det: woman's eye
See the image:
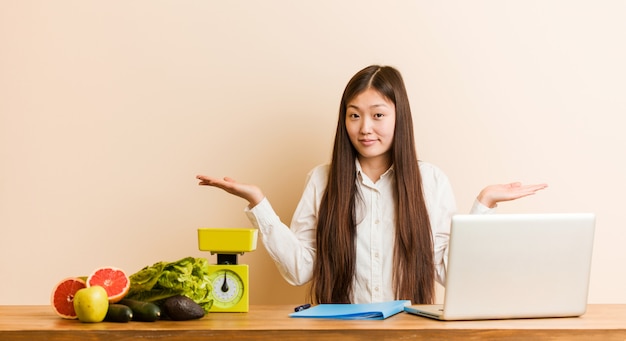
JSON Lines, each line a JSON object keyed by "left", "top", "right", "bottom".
{"left": 349, "top": 113, "right": 360, "bottom": 119}
{"left": 374, "top": 113, "right": 384, "bottom": 118}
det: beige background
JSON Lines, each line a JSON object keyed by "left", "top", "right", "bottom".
{"left": 1, "top": 1, "right": 625, "bottom": 306}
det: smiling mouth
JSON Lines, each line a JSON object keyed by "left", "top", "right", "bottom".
{"left": 359, "top": 139, "right": 377, "bottom": 146}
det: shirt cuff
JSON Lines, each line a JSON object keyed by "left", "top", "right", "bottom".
{"left": 244, "top": 197, "right": 281, "bottom": 234}
{"left": 470, "top": 199, "right": 497, "bottom": 214}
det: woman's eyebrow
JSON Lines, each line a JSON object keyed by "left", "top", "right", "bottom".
{"left": 347, "top": 103, "right": 389, "bottom": 110}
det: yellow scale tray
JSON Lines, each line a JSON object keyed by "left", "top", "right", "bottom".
{"left": 197, "top": 228, "right": 258, "bottom": 253}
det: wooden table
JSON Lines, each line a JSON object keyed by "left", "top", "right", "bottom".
{"left": 2, "top": 304, "right": 626, "bottom": 340}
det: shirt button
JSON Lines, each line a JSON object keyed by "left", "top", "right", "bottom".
{"left": 374, "top": 252, "right": 379, "bottom": 258}
{"left": 375, "top": 286, "right": 379, "bottom": 292}
{"left": 375, "top": 219, "right": 379, "bottom": 224}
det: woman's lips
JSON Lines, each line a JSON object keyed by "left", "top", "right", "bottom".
{"left": 359, "top": 139, "right": 377, "bottom": 146}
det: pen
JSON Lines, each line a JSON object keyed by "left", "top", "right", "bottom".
{"left": 294, "top": 303, "right": 311, "bottom": 312}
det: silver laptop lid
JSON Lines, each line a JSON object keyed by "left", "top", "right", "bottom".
{"left": 442, "top": 213, "right": 595, "bottom": 320}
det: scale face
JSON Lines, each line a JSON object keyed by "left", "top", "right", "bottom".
{"left": 207, "top": 264, "right": 248, "bottom": 312}
{"left": 198, "top": 228, "right": 258, "bottom": 313}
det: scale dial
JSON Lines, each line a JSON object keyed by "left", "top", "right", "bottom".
{"left": 208, "top": 269, "right": 245, "bottom": 309}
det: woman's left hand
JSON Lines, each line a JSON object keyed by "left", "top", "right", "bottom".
{"left": 477, "top": 182, "right": 548, "bottom": 208}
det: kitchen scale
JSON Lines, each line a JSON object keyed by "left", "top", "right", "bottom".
{"left": 198, "top": 227, "right": 258, "bottom": 312}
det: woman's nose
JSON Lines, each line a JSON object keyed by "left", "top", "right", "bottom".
{"left": 360, "top": 117, "right": 372, "bottom": 135}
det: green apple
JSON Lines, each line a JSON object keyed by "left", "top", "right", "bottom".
{"left": 73, "top": 286, "right": 109, "bottom": 323}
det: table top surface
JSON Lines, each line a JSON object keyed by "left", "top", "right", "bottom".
{"left": 2, "top": 304, "right": 626, "bottom": 341}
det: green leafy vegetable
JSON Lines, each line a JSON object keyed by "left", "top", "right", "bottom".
{"left": 126, "top": 257, "right": 213, "bottom": 313}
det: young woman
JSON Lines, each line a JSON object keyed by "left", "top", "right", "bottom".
{"left": 197, "top": 65, "right": 547, "bottom": 304}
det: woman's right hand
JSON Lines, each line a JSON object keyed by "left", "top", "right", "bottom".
{"left": 196, "top": 175, "right": 265, "bottom": 208}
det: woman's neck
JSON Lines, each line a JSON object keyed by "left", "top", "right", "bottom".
{"left": 357, "top": 155, "right": 391, "bottom": 183}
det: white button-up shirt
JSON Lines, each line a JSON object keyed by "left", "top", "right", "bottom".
{"left": 245, "top": 160, "right": 493, "bottom": 303}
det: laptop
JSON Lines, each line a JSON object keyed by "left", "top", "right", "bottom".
{"left": 405, "top": 213, "right": 596, "bottom": 320}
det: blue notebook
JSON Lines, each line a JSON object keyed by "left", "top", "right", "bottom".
{"left": 289, "top": 300, "right": 411, "bottom": 320}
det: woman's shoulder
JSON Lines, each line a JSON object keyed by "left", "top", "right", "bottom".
{"left": 305, "top": 163, "right": 330, "bottom": 185}
{"left": 309, "top": 163, "right": 330, "bottom": 174}
{"left": 418, "top": 160, "right": 445, "bottom": 174}
{"left": 418, "top": 160, "right": 450, "bottom": 184}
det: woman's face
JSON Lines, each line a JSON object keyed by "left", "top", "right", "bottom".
{"left": 345, "top": 88, "right": 396, "bottom": 166}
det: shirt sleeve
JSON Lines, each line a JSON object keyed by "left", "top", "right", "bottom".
{"left": 244, "top": 165, "right": 327, "bottom": 286}
{"left": 420, "top": 163, "right": 497, "bottom": 286}
{"left": 470, "top": 199, "right": 497, "bottom": 214}
{"left": 420, "top": 163, "right": 456, "bottom": 287}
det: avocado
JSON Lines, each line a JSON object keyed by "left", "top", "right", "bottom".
{"left": 162, "top": 295, "right": 206, "bottom": 321}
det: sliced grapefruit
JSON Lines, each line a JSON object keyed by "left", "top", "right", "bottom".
{"left": 50, "top": 277, "right": 87, "bottom": 319}
{"left": 87, "top": 266, "right": 130, "bottom": 303}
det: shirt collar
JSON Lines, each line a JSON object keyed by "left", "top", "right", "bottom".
{"left": 355, "top": 159, "right": 395, "bottom": 183}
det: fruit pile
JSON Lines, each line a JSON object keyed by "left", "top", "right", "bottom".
{"left": 51, "top": 265, "right": 205, "bottom": 323}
